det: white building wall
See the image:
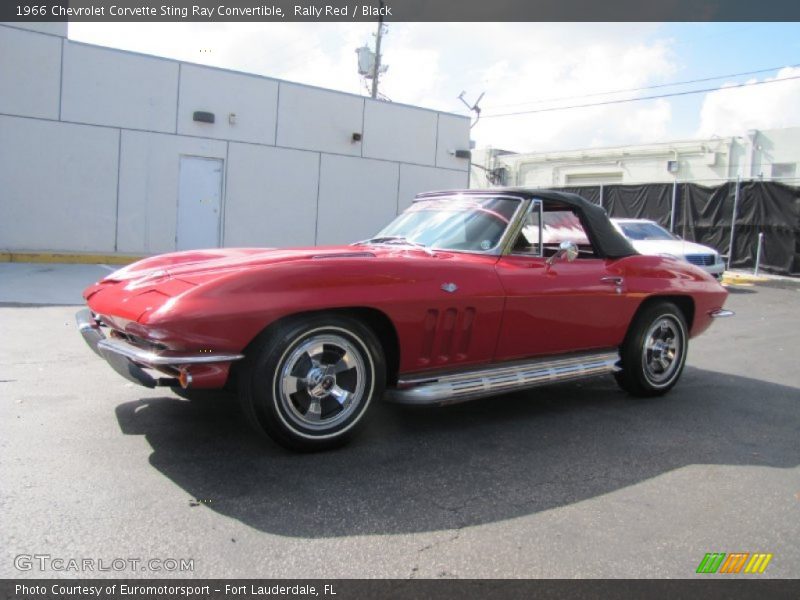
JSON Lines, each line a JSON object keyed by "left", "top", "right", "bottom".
{"left": 362, "top": 102, "right": 438, "bottom": 165}
{"left": 0, "top": 26, "right": 61, "bottom": 119}
{"left": 61, "top": 42, "right": 179, "bottom": 133}
{"left": 751, "top": 128, "right": 800, "bottom": 179}
{"left": 276, "top": 83, "right": 364, "bottom": 156}
{"left": 474, "top": 130, "right": 800, "bottom": 188}
{"left": 316, "top": 155, "right": 400, "bottom": 245}
{"left": 177, "top": 65, "right": 279, "bottom": 145}
{"left": 435, "top": 113, "right": 472, "bottom": 171}
{"left": 224, "top": 144, "right": 320, "bottom": 248}
{"left": 0, "top": 23, "right": 470, "bottom": 255}
{"left": 0, "top": 116, "right": 119, "bottom": 252}
{"left": 503, "top": 140, "right": 735, "bottom": 188}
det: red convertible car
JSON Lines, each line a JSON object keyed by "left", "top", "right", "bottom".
{"left": 77, "top": 189, "right": 732, "bottom": 450}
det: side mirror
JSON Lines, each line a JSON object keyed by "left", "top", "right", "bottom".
{"left": 546, "top": 240, "right": 579, "bottom": 266}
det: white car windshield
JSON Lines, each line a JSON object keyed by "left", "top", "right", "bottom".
{"left": 362, "top": 196, "right": 521, "bottom": 252}
{"left": 617, "top": 221, "right": 676, "bottom": 241}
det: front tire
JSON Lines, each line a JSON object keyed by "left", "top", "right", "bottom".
{"left": 615, "top": 301, "right": 688, "bottom": 397}
{"left": 239, "top": 315, "right": 385, "bottom": 451}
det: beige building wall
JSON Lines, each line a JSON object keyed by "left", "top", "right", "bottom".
{"left": 472, "top": 128, "right": 800, "bottom": 188}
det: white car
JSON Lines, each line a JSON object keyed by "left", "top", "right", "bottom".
{"left": 611, "top": 218, "right": 725, "bottom": 279}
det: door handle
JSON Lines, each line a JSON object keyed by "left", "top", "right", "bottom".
{"left": 601, "top": 276, "right": 624, "bottom": 294}
{"left": 600, "top": 276, "right": 624, "bottom": 286}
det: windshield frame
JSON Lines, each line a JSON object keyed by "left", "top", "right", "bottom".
{"left": 367, "top": 193, "right": 529, "bottom": 256}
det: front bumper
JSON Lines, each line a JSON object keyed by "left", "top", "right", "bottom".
{"left": 76, "top": 309, "right": 244, "bottom": 388}
{"left": 701, "top": 262, "right": 725, "bottom": 278}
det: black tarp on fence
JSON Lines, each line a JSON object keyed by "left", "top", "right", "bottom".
{"left": 553, "top": 181, "right": 800, "bottom": 275}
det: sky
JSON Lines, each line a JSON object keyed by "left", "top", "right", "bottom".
{"left": 67, "top": 21, "right": 800, "bottom": 153}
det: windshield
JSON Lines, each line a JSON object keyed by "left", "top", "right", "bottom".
{"left": 617, "top": 221, "right": 676, "bottom": 241}
{"left": 368, "top": 196, "right": 521, "bottom": 252}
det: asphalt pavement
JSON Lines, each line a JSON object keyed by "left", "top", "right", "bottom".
{"left": 1, "top": 264, "right": 798, "bottom": 579}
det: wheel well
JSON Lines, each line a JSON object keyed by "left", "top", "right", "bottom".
{"left": 239, "top": 307, "right": 401, "bottom": 387}
{"left": 633, "top": 295, "right": 695, "bottom": 332}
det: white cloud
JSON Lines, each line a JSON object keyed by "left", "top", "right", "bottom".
{"left": 696, "top": 66, "right": 800, "bottom": 137}
{"left": 470, "top": 36, "right": 678, "bottom": 152}
{"left": 619, "top": 98, "right": 672, "bottom": 141}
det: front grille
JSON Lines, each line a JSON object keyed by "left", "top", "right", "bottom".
{"left": 109, "top": 329, "right": 168, "bottom": 352}
{"left": 685, "top": 254, "right": 715, "bottom": 266}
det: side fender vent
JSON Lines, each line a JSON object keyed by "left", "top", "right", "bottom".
{"left": 419, "top": 307, "right": 476, "bottom": 366}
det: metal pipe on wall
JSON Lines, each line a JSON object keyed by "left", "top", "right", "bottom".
{"left": 670, "top": 179, "right": 678, "bottom": 232}
{"left": 754, "top": 232, "right": 764, "bottom": 276}
{"left": 727, "top": 176, "right": 741, "bottom": 271}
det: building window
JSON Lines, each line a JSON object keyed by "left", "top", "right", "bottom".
{"left": 565, "top": 172, "right": 623, "bottom": 185}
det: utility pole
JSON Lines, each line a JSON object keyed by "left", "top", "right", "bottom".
{"left": 370, "top": 1, "right": 385, "bottom": 99}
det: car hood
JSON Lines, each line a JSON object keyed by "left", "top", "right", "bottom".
{"left": 628, "top": 239, "right": 718, "bottom": 257}
{"left": 83, "top": 244, "right": 448, "bottom": 328}
{"left": 83, "top": 246, "right": 386, "bottom": 326}
{"left": 100, "top": 246, "right": 381, "bottom": 285}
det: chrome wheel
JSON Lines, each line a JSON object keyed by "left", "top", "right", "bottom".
{"left": 240, "top": 315, "right": 385, "bottom": 451}
{"left": 641, "top": 315, "right": 683, "bottom": 387}
{"left": 278, "top": 333, "right": 367, "bottom": 431}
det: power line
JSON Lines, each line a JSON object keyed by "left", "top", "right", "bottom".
{"left": 481, "top": 73, "right": 800, "bottom": 119}
{"left": 484, "top": 63, "right": 800, "bottom": 110}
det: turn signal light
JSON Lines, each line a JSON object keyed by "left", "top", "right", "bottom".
{"left": 179, "top": 370, "right": 192, "bottom": 389}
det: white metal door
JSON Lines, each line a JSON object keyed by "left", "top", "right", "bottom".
{"left": 176, "top": 156, "right": 223, "bottom": 250}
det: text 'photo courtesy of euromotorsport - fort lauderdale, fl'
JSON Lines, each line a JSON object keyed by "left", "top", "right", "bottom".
{"left": 15, "top": 584, "right": 331, "bottom": 597}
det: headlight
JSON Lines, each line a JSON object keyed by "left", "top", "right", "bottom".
{"left": 658, "top": 253, "right": 679, "bottom": 260}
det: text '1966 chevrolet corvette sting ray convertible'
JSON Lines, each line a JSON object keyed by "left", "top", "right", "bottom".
{"left": 77, "top": 189, "right": 733, "bottom": 451}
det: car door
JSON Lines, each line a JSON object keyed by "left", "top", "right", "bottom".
{"left": 493, "top": 200, "right": 636, "bottom": 361}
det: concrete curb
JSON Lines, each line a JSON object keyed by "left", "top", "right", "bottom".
{"left": 722, "top": 271, "right": 770, "bottom": 285}
{"left": 0, "top": 252, "right": 145, "bottom": 265}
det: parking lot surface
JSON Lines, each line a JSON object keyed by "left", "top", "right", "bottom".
{"left": 1, "top": 265, "right": 798, "bottom": 578}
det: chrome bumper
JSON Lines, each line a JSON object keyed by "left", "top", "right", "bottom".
{"left": 76, "top": 309, "right": 244, "bottom": 388}
{"left": 709, "top": 309, "right": 735, "bottom": 318}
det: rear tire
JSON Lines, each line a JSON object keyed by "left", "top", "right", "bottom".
{"left": 615, "top": 301, "right": 688, "bottom": 397}
{"left": 239, "top": 314, "right": 385, "bottom": 451}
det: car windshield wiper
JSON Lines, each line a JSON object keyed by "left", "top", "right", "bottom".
{"left": 353, "top": 236, "right": 434, "bottom": 255}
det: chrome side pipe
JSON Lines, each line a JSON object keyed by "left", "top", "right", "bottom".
{"left": 385, "top": 350, "right": 620, "bottom": 406}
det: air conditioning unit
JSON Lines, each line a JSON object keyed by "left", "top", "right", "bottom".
{"left": 355, "top": 46, "right": 375, "bottom": 77}
{"left": 667, "top": 160, "right": 679, "bottom": 173}
{"left": 489, "top": 167, "right": 507, "bottom": 186}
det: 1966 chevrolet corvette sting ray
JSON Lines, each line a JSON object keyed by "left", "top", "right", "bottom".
{"left": 77, "top": 189, "right": 732, "bottom": 450}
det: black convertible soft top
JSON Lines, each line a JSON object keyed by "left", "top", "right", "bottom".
{"left": 416, "top": 188, "right": 638, "bottom": 259}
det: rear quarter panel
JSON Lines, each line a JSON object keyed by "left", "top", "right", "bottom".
{"left": 618, "top": 254, "right": 729, "bottom": 337}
